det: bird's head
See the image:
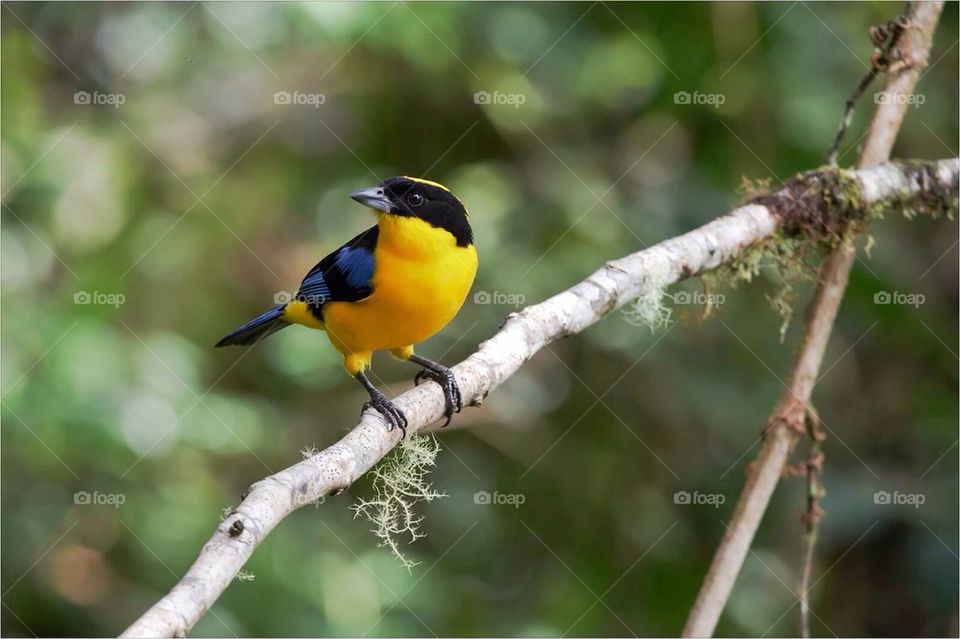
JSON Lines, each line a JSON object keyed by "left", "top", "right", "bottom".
{"left": 350, "top": 176, "right": 472, "bottom": 247}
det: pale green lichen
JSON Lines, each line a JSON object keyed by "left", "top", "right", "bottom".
{"left": 621, "top": 274, "right": 672, "bottom": 332}
{"left": 351, "top": 433, "right": 446, "bottom": 571}
{"left": 744, "top": 162, "right": 954, "bottom": 337}
{"left": 700, "top": 232, "right": 817, "bottom": 341}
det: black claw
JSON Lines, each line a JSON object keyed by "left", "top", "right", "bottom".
{"left": 415, "top": 367, "right": 463, "bottom": 427}
{"left": 414, "top": 369, "right": 430, "bottom": 386}
{"left": 356, "top": 371, "right": 407, "bottom": 437}
{"left": 362, "top": 394, "right": 407, "bottom": 437}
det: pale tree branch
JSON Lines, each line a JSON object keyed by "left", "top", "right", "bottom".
{"left": 122, "top": 156, "right": 958, "bottom": 638}
{"left": 682, "top": 2, "right": 946, "bottom": 637}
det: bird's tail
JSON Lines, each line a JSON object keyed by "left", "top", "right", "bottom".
{"left": 215, "top": 305, "right": 291, "bottom": 347}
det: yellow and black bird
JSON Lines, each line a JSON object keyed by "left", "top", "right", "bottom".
{"left": 216, "top": 177, "right": 477, "bottom": 434}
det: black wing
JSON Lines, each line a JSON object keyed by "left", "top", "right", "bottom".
{"left": 295, "top": 225, "right": 379, "bottom": 308}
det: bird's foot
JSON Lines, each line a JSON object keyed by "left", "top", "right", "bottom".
{"left": 414, "top": 365, "right": 462, "bottom": 427}
{"left": 362, "top": 391, "right": 408, "bottom": 437}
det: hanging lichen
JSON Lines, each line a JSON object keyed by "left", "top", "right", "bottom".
{"left": 621, "top": 271, "right": 673, "bottom": 332}
{"left": 351, "top": 433, "right": 446, "bottom": 571}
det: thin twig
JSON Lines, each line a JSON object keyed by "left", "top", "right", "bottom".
{"left": 825, "top": 13, "right": 910, "bottom": 166}
{"left": 825, "top": 70, "right": 880, "bottom": 167}
{"left": 682, "top": 2, "right": 946, "bottom": 637}
{"left": 798, "top": 408, "right": 826, "bottom": 638}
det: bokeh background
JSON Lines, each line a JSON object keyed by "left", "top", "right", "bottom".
{"left": 2, "top": 2, "right": 958, "bottom": 636}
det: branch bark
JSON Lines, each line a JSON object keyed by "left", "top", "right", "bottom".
{"left": 682, "top": 3, "right": 946, "bottom": 636}
{"left": 120, "top": 157, "right": 958, "bottom": 638}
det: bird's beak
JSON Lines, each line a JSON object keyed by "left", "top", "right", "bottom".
{"left": 350, "top": 186, "right": 393, "bottom": 213}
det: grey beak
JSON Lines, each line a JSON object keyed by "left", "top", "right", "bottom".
{"left": 350, "top": 186, "right": 393, "bottom": 212}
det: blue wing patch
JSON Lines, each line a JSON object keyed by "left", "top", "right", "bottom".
{"left": 335, "top": 246, "right": 375, "bottom": 290}
{"left": 295, "top": 226, "right": 379, "bottom": 308}
{"left": 296, "top": 270, "right": 330, "bottom": 305}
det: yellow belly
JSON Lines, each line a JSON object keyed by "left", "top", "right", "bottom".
{"left": 320, "top": 216, "right": 477, "bottom": 369}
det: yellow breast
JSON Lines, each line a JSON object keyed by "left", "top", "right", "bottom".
{"left": 321, "top": 215, "right": 477, "bottom": 356}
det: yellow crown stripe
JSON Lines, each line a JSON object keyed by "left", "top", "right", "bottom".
{"left": 404, "top": 176, "right": 450, "bottom": 192}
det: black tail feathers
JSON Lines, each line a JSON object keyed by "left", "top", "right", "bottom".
{"left": 215, "top": 305, "right": 290, "bottom": 347}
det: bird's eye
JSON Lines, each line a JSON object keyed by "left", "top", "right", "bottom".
{"left": 407, "top": 192, "right": 424, "bottom": 207}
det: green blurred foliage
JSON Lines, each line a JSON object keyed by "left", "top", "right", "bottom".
{"left": 1, "top": 2, "right": 957, "bottom": 636}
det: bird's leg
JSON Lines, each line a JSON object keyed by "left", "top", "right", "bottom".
{"left": 409, "top": 354, "right": 462, "bottom": 427}
{"left": 356, "top": 371, "right": 408, "bottom": 437}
